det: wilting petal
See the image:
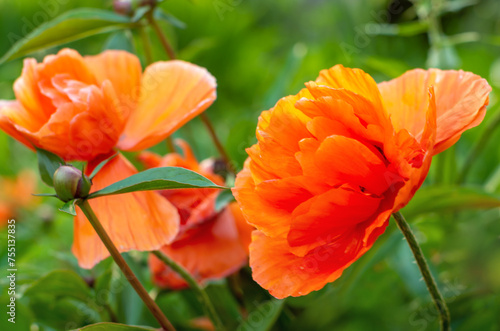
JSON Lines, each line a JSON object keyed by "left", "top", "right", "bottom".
{"left": 150, "top": 203, "right": 252, "bottom": 289}
{"left": 72, "top": 154, "right": 179, "bottom": 269}
{"left": 378, "top": 68, "right": 491, "bottom": 154}
{"left": 85, "top": 50, "right": 142, "bottom": 116}
{"left": 118, "top": 60, "right": 216, "bottom": 151}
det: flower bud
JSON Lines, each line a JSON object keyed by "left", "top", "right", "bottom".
{"left": 113, "top": 0, "right": 133, "bottom": 16}
{"left": 53, "top": 166, "right": 92, "bottom": 202}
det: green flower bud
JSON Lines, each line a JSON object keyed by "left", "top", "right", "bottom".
{"left": 53, "top": 166, "right": 92, "bottom": 202}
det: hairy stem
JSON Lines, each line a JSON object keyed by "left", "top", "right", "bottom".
{"left": 392, "top": 211, "right": 450, "bottom": 331}
{"left": 78, "top": 200, "right": 175, "bottom": 331}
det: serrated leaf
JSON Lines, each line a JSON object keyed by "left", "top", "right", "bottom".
{"left": 59, "top": 199, "right": 78, "bottom": 216}
{"left": 36, "top": 148, "right": 65, "bottom": 187}
{"left": 403, "top": 186, "right": 500, "bottom": 219}
{"left": 237, "top": 299, "right": 284, "bottom": 331}
{"left": 89, "top": 154, "right": 117, "bottom": 180}
{"left": 74, "top": 323, "right": 156, "bottom": 330}
{"left": 1, "top": 9, "right": 133, "bottom": 64}
{"left": 154, "top": 8, "right": 187, "bottom": 29}
{"left": 88, "top": 167, "right": 225, "bottom": 199}
{"left": 24, "top": 270, "right": 92, "bottom": 302}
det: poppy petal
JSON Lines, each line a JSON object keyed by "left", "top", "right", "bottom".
{"left": 117, "top": 60, "right": 216, "bottom": 151}
{"left": 393, "top": 87, "right": 437, "bottom": 210}
{"left": 84, "top": 50, "right": 142, "bottom": 115}
{"left": 287, "top": 187, "right": 382, "bottom": 254}
{"left": 72, "top": 154, "right": 180, "bottom": 269}
{"left": 149, "top": 203, "right": 252, "bottom": 289}
{"left": 378, "top": 68, "right": 491, "bottom": 154}
{"left": 250, "top": 229, "right": 372, "bottom": 299}
{"left": 232, "top": 163, "right": 292, "bottom": 238}
{"left": 0, "top": 101, "right": 38, "bottom": 149}
{"left": 13, "top": 58, "right": 53, "bottom": 121}
{"left": 315, "top": 64, "right": 386, "bottom": 111}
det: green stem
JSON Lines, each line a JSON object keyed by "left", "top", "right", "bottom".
{"left": 166, "top": 137, "right": 176, "bottom": 153}
{"left": 392, "top": 211, "right": 450, "bottom": 331}
{"left": 78, "top": 200, "right": 176, "bottom": 331}
{"left": 147, "top": 11, "right": 176, "bottom": 60}
{"left": 138, "top": 26, "right": 154, "bottom": 65}
{"left": 152, "top": 250, "right": 225, "bottom": 331}
{"left": 146, "top": 12, "right": 236, "bottom": 175}
{"left": 104, "top": 303, "right": 119, "bottom": 323}
{"left": 199, "top": 113, "right": 236, "bottom": 175}
{"left": 456, "top": 101, "right": 500, "bottom": 183}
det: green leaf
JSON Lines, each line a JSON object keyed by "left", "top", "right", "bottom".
{"left": 131, "top": 6, "right": 151, "bottom": 23}
{"left": 365, "top": 21, "right": 429, "bottom": 37}
{"left": 36, "top": 148, "right": 65, "bottom": 187}
{"left": 29, "top": 296, "right": 97, "bottom": 330}
{"left": 237, "top": 299, "right": 285, "bottom": 331}
{"left": 154, "top": 8, "right": 187, "bottom": 29}
{"left": 215, "top": 189, "right": 235, "bottom": 212}
{"left": 1, "top": 9, "right": 133, "bottom": 64}
{"left": 403, "top": 186, "right": 500, "bottom": 219}
{"left": 59, "top": 199, "right": 78, "bottom": 216}
{"left": 74, "top": 322, "right": 156, "bottom": 330}
{"left": 89, "top": 154, "right": 117, "bottom": 180}
{"left": 88, "top": 167, "right": 225, "bottom": 199}
{"left": 103, "top": 30, "right": 136, "bottom": 53}
{"left": 24, "top": 270, "right": 92, "bottom": 302}
{"left": 32, "top": 193, "right": 58, "bottom": 197}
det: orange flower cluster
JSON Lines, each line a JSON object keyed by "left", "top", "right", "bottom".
{"left": 139, "top": 140, "right": 253, "bottom": 288}
{"left": 0, "top": 49, "right": 217, "bottom": 268}
{"left": 233, "top": 65, "right": 491, "bottom": 298}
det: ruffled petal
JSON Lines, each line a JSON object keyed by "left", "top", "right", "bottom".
{"left": 117, "top": 60, "right": 216, "bottom": 151}
{"left": 72, "top": 154, "right": 180, "bottom": 269}
{"left": 378, "top": 68, "right": 491, "bottom": 154}
{"left": 315, "top": 64, "right": 386, "bottom": 113}
{"left": 297, "top": 135, "right": 400, "bottom": 196}
{"left": 287, "top": 187, "right": 382, "bottom": 253}
{"left": 84, "top": 50, "right": 142, "bottom": 115}
{"left": 393, "top": 87, "right": 437, "bottom": 210}
{"left": 232, "top": 162, "right": 292, "bottom": 238}
{"left": 250, "top": 228, "right": 372, "bottom": 299}
{"left": 13, "top": 58, "right": 53, "bottom": 121}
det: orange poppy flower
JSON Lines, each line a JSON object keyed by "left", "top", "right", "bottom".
{"left": 0, "top": 49, "right": 217, "bottom": 268}
{"left": 232, "top": 65, "right": 491, "bottom": 298}
{"left": 141, "top": 140, "right": 253, "bottom": 289}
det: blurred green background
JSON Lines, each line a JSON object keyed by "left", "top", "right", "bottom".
{"left": 0, "top": 0, "right": 499, "bottom": 330}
